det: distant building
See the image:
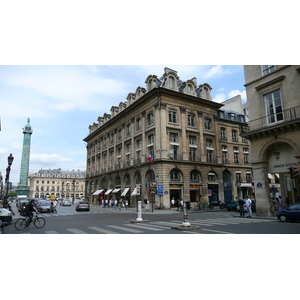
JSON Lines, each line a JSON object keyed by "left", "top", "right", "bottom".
{"left": 84, "top": 67, "right": 252, "bottom": 208}
{"left": 29, "top": 168, "right": 86, "bottom": 200}
{"left": 242, "top": 65, "right": 300, "bottom": 216}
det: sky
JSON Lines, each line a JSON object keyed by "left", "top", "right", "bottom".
{"left": 0, "top": 65, "right": 247, "bottom": 185}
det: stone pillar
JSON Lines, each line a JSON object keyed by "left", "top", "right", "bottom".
{"left": 252, "top": 161, "right": 273, "bottom": 217}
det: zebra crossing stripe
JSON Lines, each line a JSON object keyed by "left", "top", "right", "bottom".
{"left": 45, "top": 230, "right": 59, "bottom": 234}
{"left": 108, "top": 225, "right": 143, "bottom": 233}
{"left": 88, "top": 226, "right": 119, "bottom": 234}
{"left": 125, "top": 223, "right": 162, "bottom": 231}
{"left": 66, "top": 228, "right": 88, "bottom": 234}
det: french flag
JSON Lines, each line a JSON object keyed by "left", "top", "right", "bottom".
{"left": 147, "top": 152, "right": 154, "bottom": 162}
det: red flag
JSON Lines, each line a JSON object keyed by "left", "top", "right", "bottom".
{"left": 147, "top": 153, "right": 154, "bottom": 162}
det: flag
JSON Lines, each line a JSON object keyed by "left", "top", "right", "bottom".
{"left": 147, "top": 152, "right": 154, "bottom": 162}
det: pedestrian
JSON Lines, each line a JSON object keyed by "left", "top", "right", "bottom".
{"left": 145, "top": 199, "right": 149, "bottom": 211}
{"left": 278, "top": 196, "right": 282, "bottom": 212}
{"left": 245, "top": 196, "right": 252, "bottom": 218}
{"left": 113, "top": 198, "right": 117, "bottom": 210}
{"left": 170, "top": 198, "right": 175, "bottom": 210}
{"left": 105, "top": 199, "right": 108, "bottom": 208}
{"left": 7, "top": 200, "right": 15, "bottom": 216}
{"left": 176, "top": 199, "right": 180, "bottom": 211}
{"left": 237, "top": 197, "right": 245, "bottom": 217}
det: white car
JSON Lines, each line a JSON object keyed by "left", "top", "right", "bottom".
{"left": 62, "top": 199, "right": 72, "bottom": 206}
{"left": 0, "top": 207, "right": 13, "bottom": 223}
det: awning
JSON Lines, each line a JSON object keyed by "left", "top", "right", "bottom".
{"left": 239, "top": 183, "right": 253, "bottom": 188}
{"left": 131, "top": 187, "right": 137, "bottom": 196}
{"left": 268, "top": 173, "right": 274, "bottom": 179}
{"left": 112, "top": 188, "right": 120, "bottom": 193}
{"left": 92, "top": 189, "right": 103, "bottom": 195}
{"left": 105, "top": 189, "right": 113, "bottom": 195}
{"left": 121, "top": 187, "right": 130, "bottom": 196}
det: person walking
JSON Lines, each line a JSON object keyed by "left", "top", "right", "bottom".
{"left": 7, "top": 200, "right": 15, "bottom": 216}
{"left": 125, "top": 200, "right": 128, "bottom": 209}
{"left": 170, "top": 198, "right": 175, "bottom": 210}
{"left": 238, "top": 197, "right": 245, "bottom": 217}
{"left": 245, "top": 196, "right": 252, "bottom": 218}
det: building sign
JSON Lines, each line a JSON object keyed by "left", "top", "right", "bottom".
{"left": 157, "top": 185, "right": 163, "bottom": 195}
{"left": 257, "top": 182, "right": 262, "bottom": 188}
{"left": 268, "top": 143, "right": 298, "bottom": 173}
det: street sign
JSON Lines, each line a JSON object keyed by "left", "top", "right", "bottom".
{"left": 157, "top": 185, "right": 163, "bottom": 195}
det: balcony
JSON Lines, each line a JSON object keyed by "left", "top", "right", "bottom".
{"left": 241, "top": 104, "right": 300, "bottom": 140}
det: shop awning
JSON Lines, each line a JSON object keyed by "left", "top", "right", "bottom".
{"left": 131, "top": 187, "right": 137, "bottom": 196}
{"left": 112, "top": 188, "right": 120, "bottom": 193}
{"left": 92, "top": 189, "right": 103, "bottom": 195}
{"left": 105, "top": 189, "right": 113, "bottom": 195}
{"left": 121, "top": 187, "right": 130, "bottom": 196}
{"left": 239, "top": 183, "right": 253, "bottom": 187}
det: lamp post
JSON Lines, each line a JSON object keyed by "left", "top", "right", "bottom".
{"left": 3, "top": 153, "right": 14, "bottom": 208}
{"left": 72, "top": 179, "right": 76, "bottom": 205}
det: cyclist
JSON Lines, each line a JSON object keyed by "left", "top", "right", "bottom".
{"left": 24, "top": 199, "right": 39, "bottom": 227}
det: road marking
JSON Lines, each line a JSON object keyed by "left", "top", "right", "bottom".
{"left": 66, "top": 228, "right": 89, "bottom": 234}
{"left": 125, "top": 224, "right": 162, "bottom": 231}
{"left": 88, "top": 226, "right": 119, "bottom": 234}
{"left": 108, "top": 225, "right": 143, "bottom": 233}
{"left": 45, "top": 230, "right": 59, "bottom": 234}
{"left": 200, "top": 228, "right": 235, "bottom": 234}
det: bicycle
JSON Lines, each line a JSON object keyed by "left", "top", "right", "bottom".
{"left": 14, "top": 212, "right": 46, "bottom": 230}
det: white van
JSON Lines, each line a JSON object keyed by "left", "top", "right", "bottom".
{"left": 0, "top": 207, "right": 13, "bottom": 223}
{"left": 16, "top": 195, "right": 28, "bottom": 209}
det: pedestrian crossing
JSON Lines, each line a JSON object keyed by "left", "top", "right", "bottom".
{"left": 19, "top": 217, "right": 274, "bottom": 234}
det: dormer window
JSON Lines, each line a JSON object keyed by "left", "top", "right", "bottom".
{"left": 169, "top": 76, "right": 175, "bottom": 89}
{"left": 262, "top": 65, "right": 275, "bottom": 75}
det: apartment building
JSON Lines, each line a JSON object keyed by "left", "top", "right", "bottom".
{"left": 242, "top": 65, "right": 300, "bottom": 216}
{"left": 29, "top": 168, "right": 86, "bottom": 200}
{"left": 84, "top": 67, "right": 252, "bottom": 208}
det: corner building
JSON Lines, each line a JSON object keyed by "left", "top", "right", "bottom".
{"left": 242, "top": 65, "right": 300, "bottom": 216}
{"left": 84, "top": 68, "right": 252, "bottom": 208}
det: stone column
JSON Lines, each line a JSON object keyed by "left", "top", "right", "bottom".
{"left": 252, "top": 161, "right": 273, "bottom": 217}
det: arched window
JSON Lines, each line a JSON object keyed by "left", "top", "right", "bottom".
{"left": 146, "top": 169, "right": 155, "bottom": 182}
{"left": 170, "top": 169, "right": 180, "bottom": 181}
{"left": 190, "top": 170, "right": 200, "bottom": 182}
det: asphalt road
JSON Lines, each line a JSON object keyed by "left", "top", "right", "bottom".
{"left": 3, "top": 204, "right": 300, "bottom": 234}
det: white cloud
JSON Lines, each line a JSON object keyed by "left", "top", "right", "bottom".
{"left": 50, "top": 102, "right": 77, "bottom": 112}
{"left": 228, "top": 89, "right": 247, "bottom": 103}
{"left": 203, "top": 65, "right": 232, "bottom": 80}
{"left": 213, "top": 93, "right": 227, "bottom": 103}
{"left": 30, "top": 153, "right": 73, "bottom": 164}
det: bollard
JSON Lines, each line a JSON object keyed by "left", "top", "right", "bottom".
{"left": 182, "top": 200, "right": 191, "bottom": 227}
{"left": 136, "top": 200, "right": 143, "bottom": 222}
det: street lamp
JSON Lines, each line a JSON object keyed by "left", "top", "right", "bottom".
{"left": 72, "top": 179, "right": 76, "bottom": 205}
{"left": 3, "top": 153, "right": 14, "bottom": 208}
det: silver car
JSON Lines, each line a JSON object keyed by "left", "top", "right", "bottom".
{"left": 37, "top": 200, "right": 51, "bottom": 213}
{"left": 62, "top": 199, "right": 72, "bottom": 206}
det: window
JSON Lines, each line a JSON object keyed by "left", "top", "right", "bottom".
{"left": 204, "top": 118, "right": 212, "bottom": 130}
{"left": 126, "top": 124, "right": 131, "bottom": 136}
{"left": 170, "top": 169, "right": 180, "bottom": 180}
{"left": 169, "top": 110, "right": 177, "bottom": 123}
{"left": 147, "top": 112, "right": 154, "bottom": 126}
{"left": 236, "top": 172, "right": 242, "bottom": 182}
{"left": 169, "top": 133, "right": 178, "bottom": 143}
{"left": 189, "top": 147, "right": 197, "bottom": 161}
{"left": 169, "top": 76, "right": 175, "bottom": 89}
{"left": 118, "top": 129, "right": 122, "bottom": 141}
{"left": 265, "top": 90, "right": 283, "bottom": 125}
{"left": 262, "top": 65, "right": 275, "bottom": 75}
{"left": 232, "top": 130, "right": 238, "bottom": 142}
{"left": 234, "top": 147, "right": 240, "bottom": 163}
{"left": 222, "top": 145, "right": 228, "bottom": 163}
{"left": 229, "top": 113, "right": 236, "bottom": 121}
{"left": 169, "top": 145, "right": 179, "bottom": 159}
{"left": 246, "top": 173, "right": 252, "bottom": 182}
{"left": 221, "top": 127, "right": 227, "bottom": 140}
{"left": 136, "top": 118, "right": 141, "bottom": 132}
{"left": 189, "top": 136, "right": 196, "bottom": 145}
{"left": 148, "top": 134, "right": 154, "bottom": 145}
{"left": 243, "top": 148, "right": 249, "bottom": 164}
{"left": 136, "top": 140, "right": 142, "bottom": 150}
{"left": 208, "top": 173, "right": 215, "bottom": 182}
{"left": 190, "top": 170, "right": 199, "bottom": 181}
{"left": 207, "top": 149, "right": 213, "bottom": 163}
{"left": 188, "top": 113, "right": 195, "bottom": 126}
{"left": 110, "top": 133, "right": 114, "bottom": 145}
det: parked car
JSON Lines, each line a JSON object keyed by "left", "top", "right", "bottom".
{"left": 0, "top": 207, "right": 13, "bottom": 223}
{"left": 36, "top": 200, "right": 51, "bottom": 213}
{"left": 225, "top": 200, "right": 237, "bottom": 211}
{"left": 62, "top": 199, "right": 72, "bottom": 206}
{"left": 76, "top": 201, "right": 90, "bottom": 211}
{"left": 277, "top": 202, "right": 300, "bottom": 222}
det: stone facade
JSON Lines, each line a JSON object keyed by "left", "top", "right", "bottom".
{"left": 242, "top": 65, "right": 300, "bottom": 216}
{"left": 28, "top": 168, "right": 86, "bottom": 200}
{"left": 84, "top": 68, "right": 252, "bottom": 208}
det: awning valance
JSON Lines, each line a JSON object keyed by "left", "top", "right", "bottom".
{"left": 105, "top": 189, "right": 113, "bottom": 195}
{"left": 92, "top": 189, "right": 103, "bottom": 195}
{"left": 121, "top": 187, "right": 130, "bottom": 196}
{"left": 131, "top": 187, "right": 137, "bottom": 196}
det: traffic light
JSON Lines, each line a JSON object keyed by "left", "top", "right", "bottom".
{"left": 289, "top": 167, "right": 297, "bottom": 179}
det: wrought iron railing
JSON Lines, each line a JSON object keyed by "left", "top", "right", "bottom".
{"left": 242, "top": 104, "right": 300, "bottom": 133}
